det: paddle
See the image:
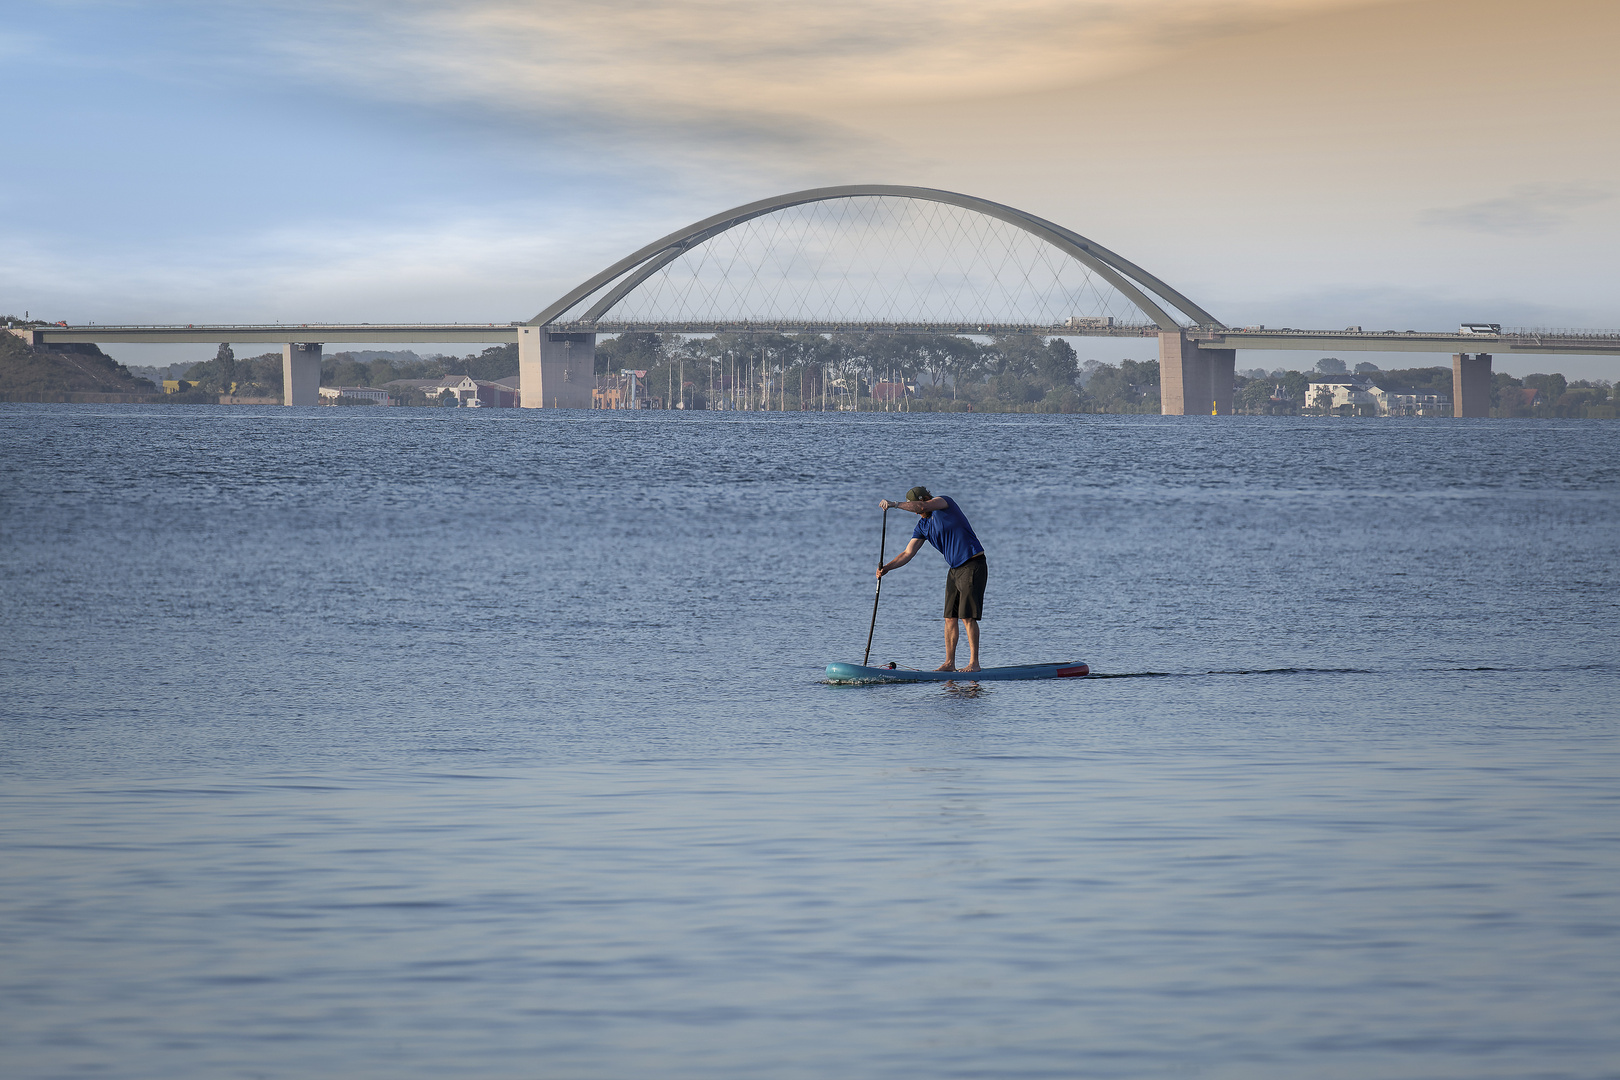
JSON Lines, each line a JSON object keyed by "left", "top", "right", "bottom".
{"left": 863, "top": 506, "right": 888, "bottom": 666}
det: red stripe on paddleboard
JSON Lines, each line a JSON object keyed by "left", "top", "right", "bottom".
{"left": 1055, "top": 664, "right": 1090, "bottom": 678}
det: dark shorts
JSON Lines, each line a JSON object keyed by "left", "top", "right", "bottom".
{"left": 944, "top": 553, "right": 987, "bottom": 620}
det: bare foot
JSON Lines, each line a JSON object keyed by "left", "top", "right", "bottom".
{"left": 960, "top": 663, "right": 981, "bottom": 672}
{"left": 934, "top": 662, "right": 956, "bottom": 672}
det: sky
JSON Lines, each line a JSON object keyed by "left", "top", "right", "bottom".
{"left": 4, "top": 0, "right": 1617, "bottom": 376}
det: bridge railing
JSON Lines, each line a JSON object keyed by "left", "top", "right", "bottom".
{"left": 1503, "top": 328, "right": 1620, "bottom": 340}
{"left": 553, "top": 320, "right": 1166, "bottom": 337}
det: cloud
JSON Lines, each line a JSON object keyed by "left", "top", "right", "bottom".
{"left": 19, "top": 0, "right": 1617, "bottom": 334}
{"left": 1422, "top": 184, "right": 1613, "bottom": 236}
{"left": 0, "top": 204, "right": 615, "bottom": 324}
{"left": 258, "top": 0, "right": 1366, "bottom": 141}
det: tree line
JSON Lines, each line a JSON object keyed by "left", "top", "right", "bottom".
{"left": 175, "top": 333, "right": 1158, "bottom": 413}
{"left": 150, "top": 334, "right": 1616, "bottom": 418}
{"left": 1233, "top": 357, "right": 1617, "bottom": 418}
{"left": 170, "top": 345, "right": 521, "bottom": 400}
{"left": 594, "top": 332, "right": 1155, "bottom": 413}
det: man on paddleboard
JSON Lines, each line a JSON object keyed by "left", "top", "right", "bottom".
{"left": 876, "top": 486, "right": 987, "bottom": 672}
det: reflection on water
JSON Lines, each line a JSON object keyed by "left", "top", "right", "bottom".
{"left": 2, "top": 406, "right": 1618, "bottom": 1079}
{"left": 941, "top": 680, "right": 986, "bottom": 698}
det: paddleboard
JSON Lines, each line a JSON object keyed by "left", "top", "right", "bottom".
{"left": 825, "top": 661, "right": 1089, "bottom": 684}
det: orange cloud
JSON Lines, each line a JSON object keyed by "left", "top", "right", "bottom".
{"left": 834, "top": 0, "right": 1620, "bottom": 322}
{"left": 277, "top": 0, "right": 1374, "bottom": 123}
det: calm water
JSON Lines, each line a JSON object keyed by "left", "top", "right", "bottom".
{"left": 2, "top": 405, "right": 1618, "bottom": 1079}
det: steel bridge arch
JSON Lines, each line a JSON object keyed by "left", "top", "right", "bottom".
{"left": 528, "top": 184, "right": 1224, "bottom": 332}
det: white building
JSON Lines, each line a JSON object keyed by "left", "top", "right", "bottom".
{"left": 1306, "top": 376, "right": 1451, "bottom": 416}
{"left": 1305, "top": 377, "right": 1379, "bottom": 414}
{"left": 1380, "top": 388, "right": 1451, "bottom": 417}
{"left": 380, "top": 375, "right": 520, "bottom": 407}
{"left": 429, "top": 375, "right": 481, "bottom": 404}
{"left": 318, "top": 385, "right": 391, "bottom": 405}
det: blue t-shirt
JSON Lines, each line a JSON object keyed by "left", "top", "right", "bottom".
{"left": 912, "top": 496, "right": 985, "bottom": 568}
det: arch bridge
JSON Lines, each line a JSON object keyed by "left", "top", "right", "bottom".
{"left": 515, "top": 184, "right": 1619, "bottom": 416}
{"left": 520, "top": 184, "right": 1235, "bottom": 411}
{"left": 15, "top": 185, "right": 1620, "bottom": 412}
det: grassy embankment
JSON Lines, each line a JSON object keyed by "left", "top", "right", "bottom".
{"left": 0, "top": 319, "right": 178, "bottom": 402}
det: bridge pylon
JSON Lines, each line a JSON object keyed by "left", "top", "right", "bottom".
{"left": 282, "top": 342, "right": 322, "bottom": 407}
{"left": 1159, "top": 332, "right": 1235, "bottom": 416}
{"left": 1452, "top": 353, "right": 1492, "bottom": 417}
{"left": 518, "top": 327, "right": 595, "bottom": 408}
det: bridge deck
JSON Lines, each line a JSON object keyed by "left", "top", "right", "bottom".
{"left": 11, "top": 323, "right": 1620, "bottom": 355}
{"left": 11, "top": 324, "right": 523, "bottom": 346}
{"left": 1189, "top": 328, "right": 1620, "bottom": 356}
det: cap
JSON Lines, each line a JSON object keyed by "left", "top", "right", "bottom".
{"left": 905, "top": 486, "right": 932, "bottom": 503}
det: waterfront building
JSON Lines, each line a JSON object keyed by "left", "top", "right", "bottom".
{"left": 379, "top": 375, "right": 519, "bottom": 406}
{"left": 1381, "top": 387, "right": 1452, "bottom": 416}
{"left": 1306, "top": 374, "right": 1451, "bottom": 416}
{"left": 488, "top": 377, "right": 521, "bottom": 407}
{"left": 1305, "top": 376, "right": 1380, "bottom": 414}
{"left": 318, "top": 385, "right": 391, "bottom": 405}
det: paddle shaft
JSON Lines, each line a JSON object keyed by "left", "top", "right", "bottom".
{"left": 862, "top": 507, "right": 888, "bottom": 666}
